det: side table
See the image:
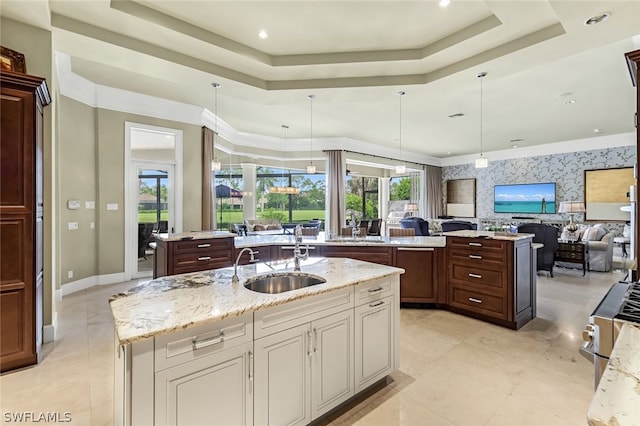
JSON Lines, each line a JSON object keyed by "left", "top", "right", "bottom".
{"left": 555, "top": 241, "right": 589, "bottom": 275}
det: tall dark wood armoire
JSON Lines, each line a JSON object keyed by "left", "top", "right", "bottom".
{"left": 0, "top": 71, "right": 51, "bottom": 372}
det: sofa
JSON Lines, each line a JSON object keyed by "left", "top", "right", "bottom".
{"left": 400, "top": 217, "right": 430, "bottom": 236}
{"left": 441, "top": 220, "right": 477, "bottom": 232}
{"left": 559, "top": 224, "right": 616, "bottom": 272}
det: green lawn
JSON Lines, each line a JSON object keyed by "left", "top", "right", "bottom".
{"left": 138, "top": 209, "right": 325, "bottom": 227}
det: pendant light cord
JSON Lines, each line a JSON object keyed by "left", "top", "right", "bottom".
{"left": 477, "top": 72, "right": 486, "bottom": 158}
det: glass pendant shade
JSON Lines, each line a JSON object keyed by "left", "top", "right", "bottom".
{"left": 475, "top": 157, "right": 488, "bottom": 169}
{"left": 211, "top": 158, "right": 221, "bottom": 171}
{"left": 306, "top": 164, "right": 316, "bottom": 174}
{"left": 395, "top": 164, "right": 406, "bottom": 174}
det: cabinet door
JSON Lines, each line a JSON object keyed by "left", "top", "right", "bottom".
{"left": 354, "top": 296, "right": 394, "bottom": 393}
{"left": 155, "top": 342, "right": 253, "bottom": 426}
{"left": 311, "top": 310, "right": 354, "bottom": 419}
{"left": 395, "top": 247, "right": 436, "bottom": 303}
{"left": 254, "top": 323, "right": 311, "bottom": 426}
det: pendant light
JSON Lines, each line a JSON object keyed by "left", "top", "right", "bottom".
{"left": 269, "top": 125, "right": 300, "bottom": 195}
{"left": 306, "top": 95, "right": 316, "bottom": 174}
{"left": 475, "top": 72, "right": 488, "bottom": 169}
{"left": 211, "top": 82, "right": 222, "bottom": 171}
{"left": 396, "top": 90, "right": 406, "bottom": 174}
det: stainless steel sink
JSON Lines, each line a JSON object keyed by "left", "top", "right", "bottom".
{"left": 244, "top": 272, "right": 326, "bottom": 294}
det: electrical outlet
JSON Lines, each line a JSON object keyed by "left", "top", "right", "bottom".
{"left": 68, "top": 222, "right": 79, "bottom": 230}
{"left": 67, "top": 270, "right": 73, "bottom": 279}
{"left": 90, "top": 222, "right": 95, "bottom": 229}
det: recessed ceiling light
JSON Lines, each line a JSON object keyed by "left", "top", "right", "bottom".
{"left": 565, "top": 99, "right": 576, "bottom": 105}
{"left": 439, "top": 0, "right": 450, "bottom": 8}
{"left": 448, "top": 113, "right": 465, "bottom": 118}
{"left": 258, "top": 30, "right": 268, "bottom": 39}
{"left": 593, "top": 128, "right": 603, "bottom": 133}
{"left": 585, "top": 12, "right": 610, "bottom": 26}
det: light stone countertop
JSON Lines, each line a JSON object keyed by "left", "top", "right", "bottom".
{"left": 234, "top": 232, "right": 447, "bottom": 248}
{"left": 443, "top": 230, "right": 535, "bottom": 241}
{"left": 154, "top": 230, "right": 236, "bottom": 241}
{"left": 109, "top": 257, "right": 403, "bottom": 345}
{"left": 587, "top": 322, "right": 640, "bottom": 426}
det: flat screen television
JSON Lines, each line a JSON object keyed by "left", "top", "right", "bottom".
{"left": 494, "top": 182, "right": 556, "bottom": 214}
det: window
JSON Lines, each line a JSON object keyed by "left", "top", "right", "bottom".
{"left": 215, "top": 165, "right": 243, "bottom": 231}
{"left": 389, "top": 176, "right": 411, "bottom": 212}
{"left": 345, "top": 175, "right": 379, "bottom": 225}
{"left": 256, "top": 167, "right": 325, "bottom": 226}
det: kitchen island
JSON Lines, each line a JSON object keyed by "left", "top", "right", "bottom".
{"left": 110, "top": 257, "right": 403, "bottom": 425}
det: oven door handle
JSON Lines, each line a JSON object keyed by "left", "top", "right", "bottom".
{"left": 579, "top": 341, "right": 595, "bottom": 363}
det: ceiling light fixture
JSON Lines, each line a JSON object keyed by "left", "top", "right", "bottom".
{"left": 585, "top": 12, "right": 610, "bottom": 26}
{"left": 211, "top": 82, "right": 222, "bottom": 171}
{"left": 396, "top": 90, "right": 406, "bottom": 174}
{"left": 439, "top": 0, "right": 450, "bottom": 8}
{"left": 307, "top": 95, "right": 316, "bottom": 174}
{"left": 475, "top": 72, "right": 488, "bottom": 169}
{"left": 258, "top": 30, "right": 268, "bottom": 39}
{"left": 269, "top": 125, "right": 300, "bottom": 195}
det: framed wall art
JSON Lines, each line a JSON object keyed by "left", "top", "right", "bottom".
{"left": 446, "top": 178, "right": 476, "bottom": 218}
{"left": 584, "top": 167, "right": 635, "bottom": 221}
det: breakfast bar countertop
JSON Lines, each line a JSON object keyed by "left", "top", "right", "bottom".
{"left": 587, "top": 322, "right": 640, "bottom": 426}
{"left": 109, "top": 257, "right": 403, "bottom": 345}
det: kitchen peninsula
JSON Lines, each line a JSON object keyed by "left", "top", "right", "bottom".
{"left": 153, "top": 229, "right": 536, "bottom": 330}
{"left": 110, "top": 257, "right": 402, "bottom": 425}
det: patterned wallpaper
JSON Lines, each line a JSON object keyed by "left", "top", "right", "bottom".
{"left": 441, "top": 146, "right": 636, "bottom": 232}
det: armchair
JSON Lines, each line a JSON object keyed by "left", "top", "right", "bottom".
{"left": 587, "top": 231, "right": 616, "bottom": 272}
{"left": 517, "top": 223, "right": 559, "bottom": 277}
{"left": 400, "top": 217, "right": 430, "bottom": 236}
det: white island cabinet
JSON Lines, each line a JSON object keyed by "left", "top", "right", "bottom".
{"left": 111, "top": 257, "right": 402, "bottom": 426}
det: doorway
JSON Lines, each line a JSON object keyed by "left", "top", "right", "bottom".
{"left": 125, "top": 123, "right": 182, "bottom": 280}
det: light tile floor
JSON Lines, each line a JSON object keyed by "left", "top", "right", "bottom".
{"left": 0, "top": 263, "right": 628, "bottom": 425}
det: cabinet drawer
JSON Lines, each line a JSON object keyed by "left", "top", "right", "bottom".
{"left": 449, "top": 264, "right": 505, "bottom": 292}
{"left": 173, "top": 237, "right": 233, "bottom": 254}
{"left": 254, "top": 287, "right": 354, "bottom": 339}
{"left": 449, "top": 286, "right": 507, "bottom": 320}
{"left": 448, "top": 237, "right": 506, "bottom": 253}
{"left": 172, "top": 251, "right": 233, "bottom": 271}
{"left": 321, "top": 246, "right": 392, "bottom": 265}
{"left": 355, "top": 276, "right": 394, "bottom": 306}
{"left": 155, "top": 312, "right": 253, "bottom": 371}
{"left": 449, "top": 248, "right": 506, "bottom": 268}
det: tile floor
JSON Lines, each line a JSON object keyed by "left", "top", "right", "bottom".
{"left": 0, "top": 262, "right": 628, "bottom": 425}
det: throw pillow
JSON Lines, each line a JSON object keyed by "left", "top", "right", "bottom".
{"left": 253, "top": 224, "right": 266, "bottom": 231}
{"left": 266, "top": 224, "right": 281, "bottom": 231}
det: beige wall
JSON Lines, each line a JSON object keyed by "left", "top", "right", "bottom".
{"left": 1, "top": 17, "right": 54, "bottom": 325}
{"left": 57, "top": 99, "right": 202, "bottom": 281}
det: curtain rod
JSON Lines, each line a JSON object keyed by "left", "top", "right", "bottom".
{"left": 322, "top": 149, "right": 427, "bottom": 168}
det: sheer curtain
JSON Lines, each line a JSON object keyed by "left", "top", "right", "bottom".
{"left": 202, "top": 126, "right": 216, "bottom": 230}
{"left": 325, "top": 150, "right": 346, "bottom": 236}
{"left": 424, "top": 164, "right": 443, "bottom": 219}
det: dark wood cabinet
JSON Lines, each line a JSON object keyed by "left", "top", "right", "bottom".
{"left": 320, "top": 245, "right": 393, "bottom": 265}
{"left": 555, "top": 241, "right": 588, "bottom": 275}
{"left": 234, "top": 245, "right": 272, "bottom": 265}
{"left": 446, "top": 236, "right": 534, "bottom": 329}
{"left": 1, "top": 71, "right": 51, "bottom": 372}
{"left": 393, "top": 247, "right": 442, "bottom": 304}
{"left": 154, "top": 237, "right": 234, "bottom": 278}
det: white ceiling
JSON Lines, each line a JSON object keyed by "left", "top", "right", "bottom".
{"left": 2, "top": 0, "right": 639, "bottom": 162}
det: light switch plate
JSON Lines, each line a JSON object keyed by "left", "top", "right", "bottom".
{"left": 67, "top": 200, "right": 81, "bottom": 210}
{"left": 107, "top": 203, "right": 119, "bottom": 211}
{"left": 85, "top": 201, "right": 95, "bottom": 209}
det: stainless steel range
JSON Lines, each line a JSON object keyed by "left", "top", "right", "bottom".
{"left": 581, "top": 281, "right": 640, "bottom": 388}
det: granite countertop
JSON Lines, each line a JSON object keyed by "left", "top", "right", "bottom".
{"left": 155, "top": 230, "right": 236, "bottom": 241}
{"left": 587, "top": 322, "right": 640, "bottom": 426}
{"left": 109, "top": 257, "right": 403, "bottom": 345}
{"left": 443, "top": 230, "right": 535, "bottom": 241}
{"left": 234, "top": 232, "right": 447, "bottom": 248}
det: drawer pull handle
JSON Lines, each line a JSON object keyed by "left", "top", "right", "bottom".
{"left": 368, "top": 287, "right": 383, "bottom": 293}
{"left": 369, "top": 301, "right": 384, "bottom": 308}
{"left": 192, "top": 330, "right": 224, "bottom": 350}
{"left": 468, "top": 273, "right": 482, "bottom": 279}
{"left": 468, "top": 242, "right": 482, "bottom": 247}
{"left": 198, "top": 256, "right": 212, "bottom": 261}
{"left": 469, "top": 255, "right": 482, "bottom": 259}
{"left": 468, "top": 297, "right": 482, "bottom": 304}
{"left": 197, "top": 243, "right": 211, "bottom": 248}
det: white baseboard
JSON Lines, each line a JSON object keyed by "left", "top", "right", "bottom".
{"left": 43, "top": 311, "right": 56, "bottom": 343}
{"left": 62, "top": 272, "right": 127, "bottom": 297}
